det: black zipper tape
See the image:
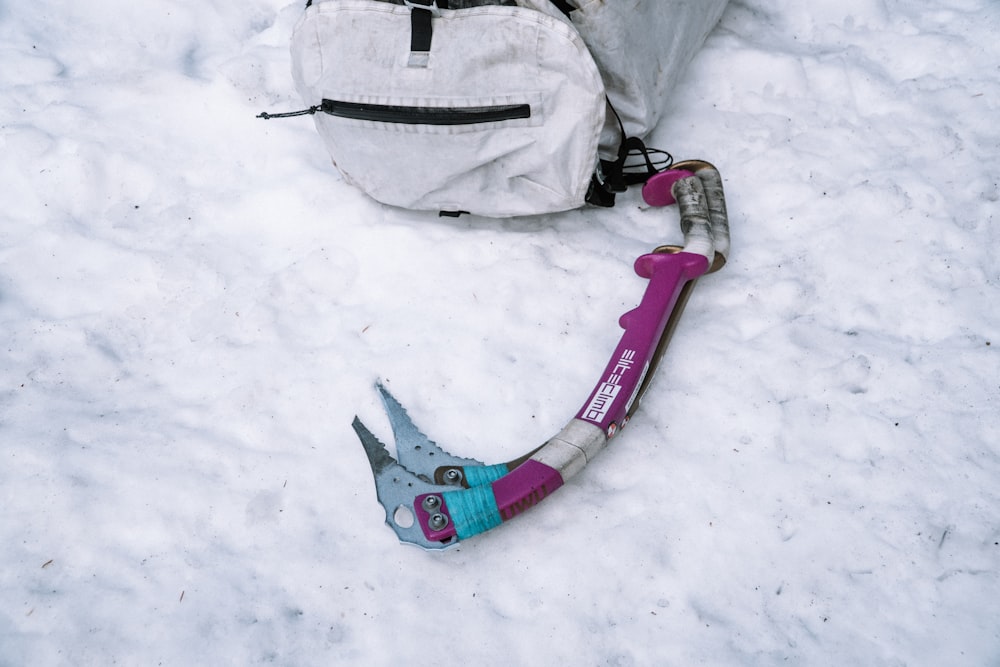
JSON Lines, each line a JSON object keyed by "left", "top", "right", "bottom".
{"left": 321, "top": 99, "right": 531, "bottom": 125}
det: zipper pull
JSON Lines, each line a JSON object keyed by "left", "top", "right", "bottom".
{"left": 256, "top": 105, "right": 320, "bottom": 120}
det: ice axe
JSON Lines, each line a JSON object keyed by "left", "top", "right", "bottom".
{"left": 353, "top": 160, "right": 730, "bottom": 549}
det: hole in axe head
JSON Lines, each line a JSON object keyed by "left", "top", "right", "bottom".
{"left": 393, "top": 505, "right": 415, "bottom": 528}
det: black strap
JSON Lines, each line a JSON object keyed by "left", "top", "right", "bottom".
{"left": 586, "top": 164, "right": 618, "bottom": 208}
{"left": 549, "top": 0, "right": 574, "bottom": 16}
{"left": 410, "top": 2, "right": 434, "bottom": 53}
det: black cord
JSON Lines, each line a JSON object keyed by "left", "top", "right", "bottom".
{"left": 256, "top": 106, "right": 320, "bottom": 120}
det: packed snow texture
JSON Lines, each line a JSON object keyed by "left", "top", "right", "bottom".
{"left": 2, "top": 0, "right": 998, "bottom": 664}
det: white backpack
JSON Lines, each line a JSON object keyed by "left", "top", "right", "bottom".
{"left": 267, "top": 0, "right": 728, "bottom": 217}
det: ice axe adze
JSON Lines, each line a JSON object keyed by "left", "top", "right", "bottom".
{"left": 352, "top": 160, "right": 730, "bottom": 549}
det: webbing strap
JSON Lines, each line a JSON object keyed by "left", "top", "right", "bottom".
{"left": 410, "top": 2, "right": 434, "bottom": 53}
{"left": 549, "top": 0, "right": 575, "bottom": 16}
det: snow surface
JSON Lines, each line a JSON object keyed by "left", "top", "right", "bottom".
{"left": 2, "top": 0, "right": 999, "bottom": 664}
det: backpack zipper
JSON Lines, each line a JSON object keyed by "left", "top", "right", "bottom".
{"left": 320, "top": 99, "right": 531, "bottom": 125}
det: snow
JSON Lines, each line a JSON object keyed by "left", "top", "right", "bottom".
{"left": 2, "top": 0, "right": 998, "bottom": 664}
